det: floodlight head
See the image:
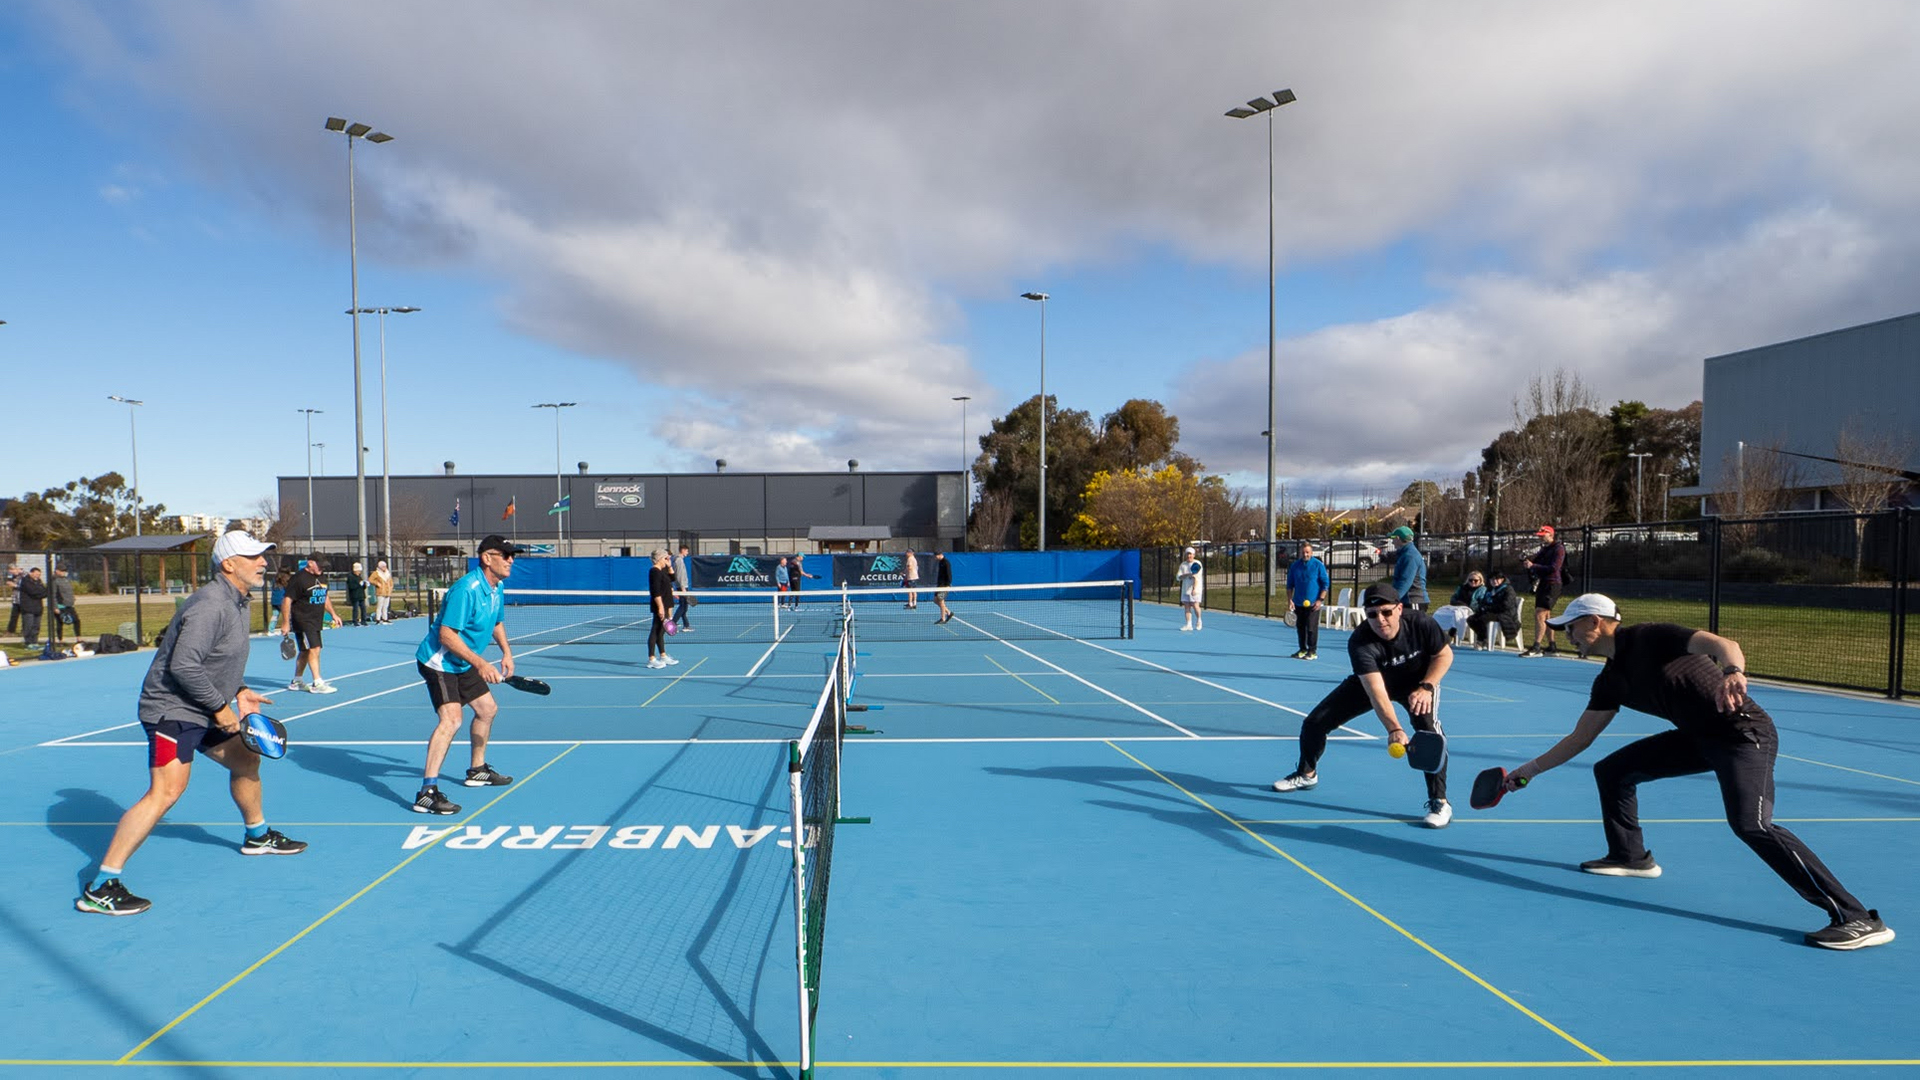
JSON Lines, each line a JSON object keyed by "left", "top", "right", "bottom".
{"left": 1273, "top": 88, "right": 1297, "bottom": 106}
{"left": 1020, "top": 292, "right": 1048, "bottom": 302}
{"left": 393, "top": 306, "right": 421, "bottom": 314}
{"left": 325, "top": 117, "right": 347, "bottom": 132}
{"left": 366, "top": 131, "right": 393, "bottom": 144}
{"left": 1246, "top": 98, "right": 1274, "bottom": 112}
{"left": 1225, "top": 107, "right": 1257, "bottom": 118}
{"left": 345, "top": 122, "right": 372, "bottom": 138}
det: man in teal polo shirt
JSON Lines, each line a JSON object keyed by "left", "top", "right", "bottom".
{"left": 411, "top": 534, "right": 521, "bottom": 815}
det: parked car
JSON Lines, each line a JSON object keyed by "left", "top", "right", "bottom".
{"left": 1321, "top": 539, "right": 1381, "bottom": 569}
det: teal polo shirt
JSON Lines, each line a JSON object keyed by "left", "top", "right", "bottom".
{"left": 416, "top": 568, "right": 505, "bottom": 673}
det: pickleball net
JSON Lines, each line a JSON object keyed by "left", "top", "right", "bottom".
{"left": 790, "top": 606, "right": 857, "bottom": 1078}
{"left": 488, "top": 579, "right": 1135, "bottom": 645}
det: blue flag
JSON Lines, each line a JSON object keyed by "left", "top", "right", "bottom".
{"left": 548, "top": 494, "right": 571, "bottom": 516}
{"left": 450, "top": 498, "right": 460, "bottom": 527}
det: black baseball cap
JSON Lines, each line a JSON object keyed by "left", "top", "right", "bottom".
{"left": 477, "top": 534, "right": 525, "bottom": 558}
{"left": 1362, "top": 582, "right": 1401, "bottom": 608}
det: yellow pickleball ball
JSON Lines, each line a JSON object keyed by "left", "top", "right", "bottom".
{"left": 1388, "top": 742, "right": 1406, "bottom": 759}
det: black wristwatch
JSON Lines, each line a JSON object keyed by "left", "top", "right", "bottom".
{"left": 1417, "top": 681, "right": 1436, "bottom": 692}
{"left": 1721, "top": 664, "right": 1744, "bottom": 677}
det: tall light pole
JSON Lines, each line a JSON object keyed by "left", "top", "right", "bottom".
{"left": 298, "top": 408, "right": 323, "bottom": 546}
{"left": 1226, "top": 87, "right": 1297, "bottom": 596}
{"left": 952, "top": 395, "right": 972, "bottom": 503}
{"left": 1628, "top": 451, "right": 1653, "bottom": 523}
{"left": 314, "top": 443, "right": 327, "bottom": 475}
{"left": 1657, "top": 472, "right": 1670, "bottom": 521}
{"left": 1019, "top": 292, "right": 1048, "bottom": 550}
{"left": 107, "top": 395, "right": 144, "bottom": 536}
{"left": 533, "top": 402, "right": 577, "bottom": 553}
{"left": 350, "top": 304, "right": 420, "bottom": 559}
{"left": 326, "top": 116, "right": 394, "bottom": 569}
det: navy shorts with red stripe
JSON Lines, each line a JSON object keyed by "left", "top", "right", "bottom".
{"left": 143, "top": 716, "right": 238, "bottom": 767}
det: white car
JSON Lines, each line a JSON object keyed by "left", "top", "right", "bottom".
{"left": 1320, "top": 540, "right": 1381, "bottom": 569}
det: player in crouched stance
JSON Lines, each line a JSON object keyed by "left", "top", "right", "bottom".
{"left": 1498, "top": 594, "right": 1893, "bottom": 950}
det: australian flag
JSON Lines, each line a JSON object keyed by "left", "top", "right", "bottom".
{"left": 450, "top": 498, "right": 460, "bottom": 528}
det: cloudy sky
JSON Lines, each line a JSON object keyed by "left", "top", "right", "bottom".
{"left": 3, "top": 0, "right": 1917, "bottom": 519}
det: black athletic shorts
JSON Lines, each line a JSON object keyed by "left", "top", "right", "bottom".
{"left": 1533, "top": 583, "right": 1562, "bottom": 612}
{"left": 291, "top": 615, "right": 323, "bottom": 651}
{"left": 143, "top": 716, "right": 238, "bottom": 767}
{"left": 419, "top": 662, "right": 490, "bottom": 709}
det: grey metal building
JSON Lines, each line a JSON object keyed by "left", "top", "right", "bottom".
{"left": 276, "top": 468, "right": 967, "bottom": 556}
{"left": 1693, "top": 309, "right": 1920, "bottom": 512}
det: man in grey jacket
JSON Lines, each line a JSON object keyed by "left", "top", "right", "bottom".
{"left": 78, "top": 532, "right": 307, "bottom": 917}
{"left": 50, "top": 567, "right": 79, "bottom": 642}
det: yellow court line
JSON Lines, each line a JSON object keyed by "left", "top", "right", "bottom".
{"left": 985, "top": 654, "right": 1061, "bottom": 704}
{"left": 12, "top": 1058, "right": 1920, "bottom": 1070}
{"left": 1779, "top": 753, "right": 1920, "bottom": 787}
{"left": 1104, "top": 741, "right": 1609, "bottom": 1064}
{"left": 118, "top": 744, "right": 583, "bottom": 1064}
{"left": 638, "top": 656, "right": 709, "bottom": 706}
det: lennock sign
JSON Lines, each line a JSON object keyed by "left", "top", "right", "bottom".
{"left": 593, "top": 481, "right": 645, "bottom": 509}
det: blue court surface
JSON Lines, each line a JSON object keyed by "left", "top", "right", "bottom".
{"left": 2, "top": 600, "right": 1916, "bottom": 1078}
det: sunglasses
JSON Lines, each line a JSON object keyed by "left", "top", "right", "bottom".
{"left": 1364, "top": 606, "right": 1398, "bottom": 619}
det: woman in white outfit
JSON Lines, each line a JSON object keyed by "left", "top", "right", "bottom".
{"left": 903, "top": 550, "right": 920, "bottom": 609}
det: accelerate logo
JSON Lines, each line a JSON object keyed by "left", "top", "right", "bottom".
{"left": 869, "top": 554, "right": 901, "bottom": 574}
{"left": 726, "top": 556, "right": 760, "bottom": 574}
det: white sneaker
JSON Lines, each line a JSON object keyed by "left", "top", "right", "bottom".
{"left": 661, "top": 655, "right": 679, "bottom": 666}
{"left": 288, "top": 679, "right": 305, "bottom": 692}
{"left": 1271, "top": 771, "right": 1318, "bottom": 793}
{"left": 647, "top": 658, "right": 665, "bottom": 669}
{"left": 1423, "top": 799, "right": 1453, "bottom": 829}
{"left": 308, "top": 680, "right": 339, "bottom": 695}
{"left": 1195, "top": 621, "right": 1203, "bottom": 630}
{"left": 1179, "top": 625, "right": 1192, "bottom": 632}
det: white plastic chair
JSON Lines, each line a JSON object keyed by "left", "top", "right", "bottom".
{"left": 1487, "top": 597, "right": 1529, "bottom": 651}
{"left": 1331, "top": 587, "right": 1356, "bottom": 630}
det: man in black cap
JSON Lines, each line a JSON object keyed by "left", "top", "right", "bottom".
{"left": 1270, "top": 582, "right": 1457, "bottom": 827}
{"left": 410, "top": 534, "right": 521, "bottom": 815}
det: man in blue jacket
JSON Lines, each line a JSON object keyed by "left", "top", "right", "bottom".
{"left": 1285, "top": 541, "right": 1331, "bottom": 659}
{"left": 1389, "top": 526, "right": 1428, "bottom": 611}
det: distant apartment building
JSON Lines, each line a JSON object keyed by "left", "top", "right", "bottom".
{"left": 172, "top": 513, "right": 228, "bottom": 534}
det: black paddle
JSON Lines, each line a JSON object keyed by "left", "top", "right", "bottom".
{"left": 240, "top": 713, "right": 289, "bottom": 759}
{"left": 1470, "top": 766, "right": 1529, "bottom": 809}
{"left": 502, "top": 675, "right": 551, "bottom": 696}
{"left": 1404, "top": 729, "right": 1448, "bottom": 774}
{"left": 279, "top": 635, "right": 298, "bottom": 661}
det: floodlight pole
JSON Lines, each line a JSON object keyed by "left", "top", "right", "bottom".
{"left": 1226, "top": 87, "right": 1296, "bottom": 597}
{"left": 326, "top": 116, "right": 394, "bottom": 569}
{"left": 298, "top": 408, "right": 323, "bottom": 546}
{"left": 1020, "top": 292, "right": 1048, "bottom": 550}
{"left": 351, "top": 305, "right": 419, "bottom": 560}
{"left": 533, "top": 403, "right": 577, "bottom": 554}
{"left": 1628, "top": 451, "right": 1653, "bottom": 523}
{"left": 108, "top": 395, "right": 145, "bottom": 536}
{"left": 953, "top": 395, "right": 972, "bottom": 505}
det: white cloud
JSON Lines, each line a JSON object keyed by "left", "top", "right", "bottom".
{"left": 27, "top": 0, "right": 1920, "bottom": 492}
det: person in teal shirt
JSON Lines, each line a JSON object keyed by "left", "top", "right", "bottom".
{"left": 1389, "top": 526, "right": 1429, "bottom": 610}
{"left": 410, "top": 534, "right": 521, "bottom": 815}
{"left": 1286, "top": 541, "right": 1331, "bottom": 659}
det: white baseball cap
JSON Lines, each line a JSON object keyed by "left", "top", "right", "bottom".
{"left": 1546, "top": 593, "right": 1620, "bottom": 628}
{"left": 212, "top": 531, "right": 274, "bottom": 565}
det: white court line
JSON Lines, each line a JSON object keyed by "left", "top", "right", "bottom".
{"left": 989, "top": 611, "right": 1315, "bottom": 736}
{"left": 743, "top": 626, "right": 793, "bottom": 679}
{"left": 37, "top": 637, "right": 589, "bottom": 748}
{"left": 945, "top": 614, "right": 1198, "bottom": 737}
{"left": 46, "top": 733, "right": 1363, "bottom": 748}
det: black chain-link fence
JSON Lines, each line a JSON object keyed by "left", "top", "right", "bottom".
{"left": 1146, "top": 508, "right": 1919, "bottom": 699}
{"left": 2, "top": 548, "right": 466, "bottom": 656}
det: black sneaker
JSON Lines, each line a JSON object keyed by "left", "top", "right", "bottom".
{"left": 1304, "top": 652, "right": 1318, "bottom": 660}
{"left": 76, "top": 878, "right": 151, "bottom": 916}
{"left": 1580, "top": 852, "right": 1662, "bottom": 878}
{"left": 1518, "top": 646, "right": 1541, "bottom": 658}
{"left": 464, "top": 765, "right": 513, "bottom": 787}
{"left": 1289, "top": 650, "right": 1306, "bottom": 659}
{"left": 240, "top": 829, "right": 309, "bottom": 856}
{"left": 413, "top": 787, "right": 462, "bottom": 815}
{"left": 1806, "top": 910, "right": 1895, "bottom": 951}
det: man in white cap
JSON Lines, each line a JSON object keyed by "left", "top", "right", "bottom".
{"left": 1492, "top": 594, "right": 1894, "bottom": 950}
{"left": 79, "top": 531, "right": 307, "bottom": 916}
{"left": 1177, "top": 547, "right": 1204, "bottom": 631}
